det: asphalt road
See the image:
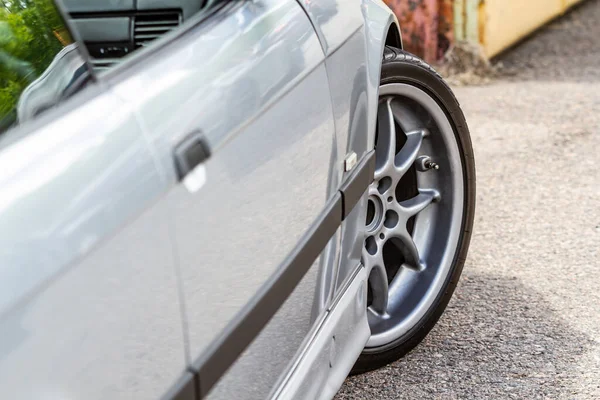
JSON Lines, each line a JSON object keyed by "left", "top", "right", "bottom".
{"left": 337, "top": 1, "right": 600, "bottom": 398}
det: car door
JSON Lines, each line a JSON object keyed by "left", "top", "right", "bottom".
{"left": 104, "top": 0, "right": 340, "bottom": 398}
{"left": 0, "top": 1, "right": 187, "bottom": 399}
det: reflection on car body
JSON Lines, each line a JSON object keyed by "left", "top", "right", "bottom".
{"left": 17, "top": 43, "right": 89, "bottom": 123}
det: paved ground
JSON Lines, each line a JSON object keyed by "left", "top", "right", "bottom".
{"left": 337, "top": 1, "right": 600, "bottom": 398}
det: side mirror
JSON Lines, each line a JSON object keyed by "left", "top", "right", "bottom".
{"left": 0, "top": 0, "right": 94, "bottom": 130}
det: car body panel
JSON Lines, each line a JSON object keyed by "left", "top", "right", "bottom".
{"left": 298, "top": 0, "right": 401, "bottom": 297}
{"left": 272, "top": 266, "right": 370, "bottom": 400}
{"left": 206, "top": 257, "right": 323, "bottom": 399}
{"left": 0, "top": 87, "right": 187, "bottom": 399}
{"left": 109, "top": 0, "right": 339, "bottom": 396}
{"left": 296, "top": 0, "right": 363, "bottom": 55}
{"left": 323, "top": 28, "right": 371, "bottom": 293}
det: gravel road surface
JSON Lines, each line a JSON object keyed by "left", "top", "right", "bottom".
{"left": 337, "top": 1, "right": 600, "bottom": 398}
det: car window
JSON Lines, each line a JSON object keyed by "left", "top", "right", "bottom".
{"left": 0, "top": 0, "right": 92, "bottom": 134}
{"left": 63, "top": 0, "right": 218, "bottom": 73}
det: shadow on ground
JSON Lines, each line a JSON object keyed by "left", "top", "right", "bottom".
{"left": 336, "top": 269, "right": 593, "bottom": 399}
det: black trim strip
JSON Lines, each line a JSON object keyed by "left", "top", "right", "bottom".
{"left": 161, "top": 152, "right": 375, "bottom": 399}
{"left": 339, "top": 150, "right": 375, "bottom": 220}
{"left": 161, "top": 371, "right": 198, "bottom": 400}
{"left": 182, "top": 152, "right": 376, "bottom": 398}
{"left": 192, "top": 193, "right": 342, "bottom": 398}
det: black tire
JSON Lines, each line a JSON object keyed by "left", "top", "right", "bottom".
{"left": 352, "top": 47, "right": 476, "bottom": 374}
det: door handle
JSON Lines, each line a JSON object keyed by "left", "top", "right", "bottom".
{"left": 173, "top": 130, "right": 211, "bottom": 192}
{"left": 174, "top": 130, "right": 211, "bottom": 180}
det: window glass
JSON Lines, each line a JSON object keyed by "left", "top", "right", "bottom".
{"left": 63, "top": 0, "right": 214, "bottom": 72}
{"left": 0, "top": 0, "right": 91, "bottom": 133}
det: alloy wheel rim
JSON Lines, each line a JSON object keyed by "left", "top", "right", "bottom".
{"left": 364, "top": 83, "right": 464, "bottom": 349}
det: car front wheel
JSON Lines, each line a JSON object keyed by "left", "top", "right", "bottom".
{"left": 353, "top": 47, "right": 476, "bottom": 373}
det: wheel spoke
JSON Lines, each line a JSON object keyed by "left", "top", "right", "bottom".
{"left": 369, "top": 263, "right": 389, "bottom": 315}
{"left": 397, "top": 189, "right": 440, "bottom": 217}
{"left": 374, "top": 98, "right": 397, "bottom": 179}
{"left": 388, "top": 228, "right": 424, "bottom": 271}
{"left": 395, "top": 129, "right": 427, "bottom": 177}
{"left": 362, "top": 245, "right": 389, "bottom": 315}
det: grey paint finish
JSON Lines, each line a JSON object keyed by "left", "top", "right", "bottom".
{"left": 112, "top": 0, "right": 324, "bottom": 175}
{"left": 361, "top": 0, "right": 401, "bottom": 142}
{"left": 324, "top": 28, "right": 370, "bottom": 181}
{"left": 323, "top": 29, "right": 371, "bottom": 290}
{"left": 0, "top": 201, "right": 186, "bottom": 400}
{"left": 111, "top": 0, "right": 336, "bottom": 389}
{"left": 296, "top": 0, "right": 363, "bottom": 55}
{"left": 161, "top": 371, "right": 197, "bottom": 400}
{"left": 299, "top": 0, "right": 401, "bottom": 294}
{"left": 176, "top": 63, "right": 334, "bottom": 358}
{"left": 0, "top": 88, "right": 187, "bottom": 398}
{"left": 207, "top": 257, "right": 322, "bottom": 400}
{"left": 273, "top": 267, "right": 370, "bottom": 400}
{"left": 0, "top": 89, "right": 158, "bottom": 314}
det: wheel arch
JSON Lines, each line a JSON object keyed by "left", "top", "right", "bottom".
{"left": 385, "top": 21, "right": 403, "bottom": 50}
{"left": 361, "top": 0, "right": 403, "bottom": 157}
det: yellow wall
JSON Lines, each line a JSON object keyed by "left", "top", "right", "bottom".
{"left": 481, "top": 0, "right": 585, "bottom": 57}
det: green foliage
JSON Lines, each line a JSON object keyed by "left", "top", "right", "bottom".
{"left": 0, "top": 0, "right": 70, "bottom": 126}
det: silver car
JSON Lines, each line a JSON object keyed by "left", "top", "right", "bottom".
{"left": 0, "top": 0, "right": 475, "bottom": 399}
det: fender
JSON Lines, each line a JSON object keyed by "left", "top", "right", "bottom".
{"left": 295, "top": 0, "right": 402, "bottom": 150}
{"left": 361, "top": 0, "right": 403, "bottom": 148}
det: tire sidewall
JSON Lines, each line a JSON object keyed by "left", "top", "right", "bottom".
{"left": 353, "top": 50, "right": 476, "bottom": 373}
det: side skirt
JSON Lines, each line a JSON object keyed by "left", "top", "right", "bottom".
{"left": 270, "top": 266, "right": 370, "bottom": 400}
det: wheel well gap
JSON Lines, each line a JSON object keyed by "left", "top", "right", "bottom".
{"left": 385, "top": 23, "right": 402, "bottom": 49}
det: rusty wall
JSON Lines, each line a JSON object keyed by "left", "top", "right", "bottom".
{"left": 385, "top": 0, "right": 589, "bottom": 62}
{"left": 383, "top": 0, "right": 454, "bottom": 63}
